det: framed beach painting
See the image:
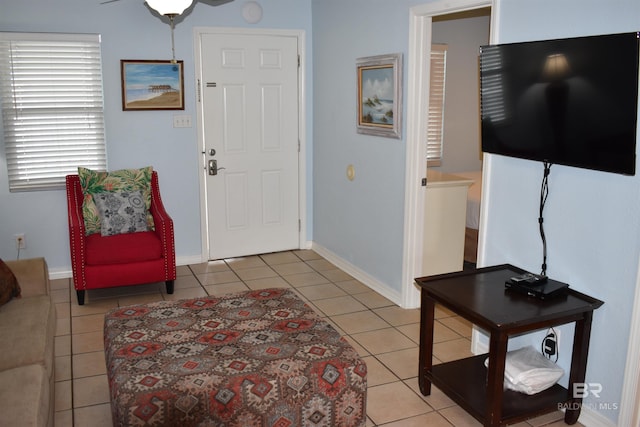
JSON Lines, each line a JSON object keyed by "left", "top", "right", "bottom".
{"left": 121, "top": 60, "right": 185, "bottom": 111}
{"left": 356, "top": 53, "right": 403, "bottom": 139}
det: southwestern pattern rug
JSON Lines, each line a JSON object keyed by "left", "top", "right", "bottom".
{"left": 104, "top": 288, "right": 367, "bottom": 426}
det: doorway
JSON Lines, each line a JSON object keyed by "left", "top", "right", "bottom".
{"left": 401, "top": 0, "right": 497, "bottom": 309}
{"left": 194, "top": 28, "right": 307, "bottom": 261}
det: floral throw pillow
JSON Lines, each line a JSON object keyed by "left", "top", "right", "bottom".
{"left": 78, "top": 166, "right": 154, "bottom": 235}
{"left": 93, "top": 190, "right": 149, "bottom": 236}
{"left": 0, "top": 259, "right": 21, "bottom": 307}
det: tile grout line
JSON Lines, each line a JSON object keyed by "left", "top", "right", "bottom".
{"left": 68, "top": 280, "right": 76, "bottom": 426}
{"left": 56, "top": 250, "right": 564, "bottom": 427}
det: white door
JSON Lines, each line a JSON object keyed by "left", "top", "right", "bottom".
{"left": 198, "top": 32, "right": 300, "bottom": 260}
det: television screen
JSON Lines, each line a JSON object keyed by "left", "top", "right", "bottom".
{"left": 480, "top": 32, "right": 639, "bottom": 175}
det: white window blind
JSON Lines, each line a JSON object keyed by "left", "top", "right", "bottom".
{"left": 0, "top": 32, "right": 106, "bottom": 192}
{"left": 427, "top": 44, "right": 447, "bottom": 167}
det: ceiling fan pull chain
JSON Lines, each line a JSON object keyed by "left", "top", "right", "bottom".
{"left": 169, "top": 15, "right": 177, "bottom": 63}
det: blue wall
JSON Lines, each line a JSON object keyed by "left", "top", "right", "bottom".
{"left": 0, "top": 0, "right": 313, "bottom": 273}
{"left": 2, "top": 0, "right": 640, "bottom": 424}
{"left": 311, "top": 0, "right": 426, "bottom": 291}
{"left": 484, "top": 1, "right": 640, "bottom": 423}
{"left": 311, "top": 0, "right": 640, "bottom": 424}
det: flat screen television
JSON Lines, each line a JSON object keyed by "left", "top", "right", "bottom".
{"left": 480, "top": 32, "right": 639, "bottom": 175}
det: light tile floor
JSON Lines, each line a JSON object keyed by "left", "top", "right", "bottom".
{"left": 50, "top": 250, "right": 579, "bottom": 426}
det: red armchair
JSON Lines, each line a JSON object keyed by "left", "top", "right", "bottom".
{"left": 66, "top": 171, "right": 176, "bottom": 305}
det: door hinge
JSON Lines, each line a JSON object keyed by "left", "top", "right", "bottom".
{"left": 298, "top": 54, "right": 301, "bottom": 68}
{"left": 299, "top": 219, "right": 301, "bottom": 232}
{"left": 421, "top": 177, "right": 427, "bottom": 186}
{"left": 298, "top": 139, "right": 301, "bottom": 153}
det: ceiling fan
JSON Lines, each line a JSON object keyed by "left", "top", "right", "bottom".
{"left": 100, "top": 0, "right": 234, "bottom": 61}
{"left": 100, "top": 0, "right": 234, "bottom": 7}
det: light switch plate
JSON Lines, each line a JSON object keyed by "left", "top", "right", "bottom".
{"left": 173, "top": 115, "right": 192, "bottom": 128}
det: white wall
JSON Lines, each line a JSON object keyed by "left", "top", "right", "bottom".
{"left": 0, "top": 0, "right": 313, "bottom": 274}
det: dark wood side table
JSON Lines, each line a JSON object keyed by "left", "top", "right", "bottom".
{"left": 415, "top": 264, "right": 604, "bottom": 427}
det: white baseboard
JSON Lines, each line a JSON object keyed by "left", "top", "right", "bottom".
{"left": 47, "top": 255, "right": 206, "bottom": 281}
{"left": 577, "top": 407, "right": 617, "bottom": 427}
{"left": 471, "top": 327, "right": 489, "bottom": 354}
{"left": 311, "top": 242, "right": 402, "bottom": 306}
{"left": 48, "top": 267, "right": 71, "bottom": 280}
{"left": 177, "top": 255, "right": 207, "bottom": 267}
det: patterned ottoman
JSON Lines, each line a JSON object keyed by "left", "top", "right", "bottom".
{"left": 104, "top": 288, "right": 367, "bottom": 426}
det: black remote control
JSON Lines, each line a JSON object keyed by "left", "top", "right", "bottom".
{"left": 508, "top": 272, "right": 548, "bottom": 286}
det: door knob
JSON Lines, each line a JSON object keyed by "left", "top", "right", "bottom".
{"left": 208, "top": 159, "right": 226, "bottom": 176}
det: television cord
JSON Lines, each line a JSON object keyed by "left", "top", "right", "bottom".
{"left": 538, "top": 161, "right": 551, "bottom": 277}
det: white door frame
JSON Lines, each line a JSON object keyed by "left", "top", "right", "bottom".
{"left": 619, "top": 268, "right": 640, "bottom": 426}
{"left": 193, "top": 27, "right": 307, "bottom": 261}
{"left": 401, "top": 0, "right": 498, "bottom": 309}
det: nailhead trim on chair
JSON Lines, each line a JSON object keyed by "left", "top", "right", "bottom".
{"left": 150, "top": 173, "right": 176, "bottom": 281}
{"left": 66, "top": 175, "right": 88, "bottom": 291}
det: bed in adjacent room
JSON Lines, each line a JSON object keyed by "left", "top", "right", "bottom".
{"left": 452, "top": 170, "right": 482, "bottom": 264}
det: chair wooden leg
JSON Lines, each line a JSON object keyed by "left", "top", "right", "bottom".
{"left": 166, "top": 280, "right": 174, "bottom": 294}
{"left": 76, "top": 290, "right": 85, "bottom": 305}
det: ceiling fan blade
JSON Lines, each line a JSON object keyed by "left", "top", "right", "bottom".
{"left": 99, "top": 0, "right": 234, "bottom": 7}
{"left": 197, "top": 0, "right": 234, "bottom": 6}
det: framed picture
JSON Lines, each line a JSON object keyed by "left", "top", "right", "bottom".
{"left": 120, "top": 60, "right": 184, "bottom": 111}
{"left": 356, "top": 53, "right": 403, "bottom": 139}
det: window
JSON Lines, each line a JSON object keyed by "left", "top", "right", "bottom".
{"left": 427, "top": 44, "right": 447, "bottom": 167}
{"left": 0, "top": 32, "right": 106, "bottom": 192}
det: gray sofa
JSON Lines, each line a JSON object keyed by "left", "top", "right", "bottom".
{"left": 0, "top": 258, "right": 56, "bottom": 427}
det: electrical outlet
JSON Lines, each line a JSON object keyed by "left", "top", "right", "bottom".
{"left": 543, "top": 328, "right": 560, "bottom": 357}
{"left": 14, "top": 233, "right": 26, "bottom": 250}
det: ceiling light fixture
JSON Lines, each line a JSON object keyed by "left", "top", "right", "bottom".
{"left": 145, "top": 0, "right": 195, "bottom": 63}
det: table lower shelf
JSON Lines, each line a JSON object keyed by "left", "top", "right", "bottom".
{"left": 426, "top": 354, "right": 570, "bottom": 425}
